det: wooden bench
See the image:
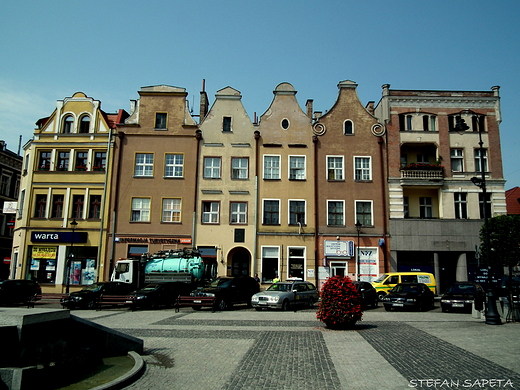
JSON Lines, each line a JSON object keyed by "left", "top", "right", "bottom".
{"left": 175, "top": 295, "right": 216, "bottom": 312}
{"left": 95, "top": 294, "right": 137, "bottom": 311}
{"left": 28, "top": 293, "right": 67, "bottom": 308}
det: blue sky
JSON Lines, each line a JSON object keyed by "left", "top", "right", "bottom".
{"left": 1, "top": 0, "right": 519, "bottom": 189}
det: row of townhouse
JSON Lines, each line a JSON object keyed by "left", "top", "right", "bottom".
{"left": 10, "top": 80, "right": 506, "bottom": 293}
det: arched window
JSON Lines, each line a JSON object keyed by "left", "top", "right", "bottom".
{"left": 344, "top": 120, "right": 353, "bottom": 135}
{"left": 79, "top": 115, "right": 90, "bottom": 133}
{"left": 63, "top": 115, "right": 74, "bottom": 133}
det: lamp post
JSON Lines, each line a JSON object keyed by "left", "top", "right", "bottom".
{"left": 66, "top": 218, "right": 78, "bottom": 294}
{"left": 355, "top": 220, "right": 362, "bottom": 282}
{"left": 458, "top": 110, "right": 501, "bottom": 325}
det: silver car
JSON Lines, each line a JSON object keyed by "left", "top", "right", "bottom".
{"left": 251, "top": 280, "right": 319, "bottom": 311}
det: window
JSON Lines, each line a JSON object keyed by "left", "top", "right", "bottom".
{"left": 327, "top": 201, "right": 344, "bottom": 226}
{"left": 406, "top": 115, "right": 412, "bottom": 131}
{"left": 165, "top": 154, "right": 184, "bottom": 178}
{"left": 222, "top": 116, "right": 232, "bottom": 132}
{"left": 344, "top": 120, "right": 353, "bottom": 135}
{"left": 454, "top": 193, "right": 467, "bottom": 219}
{"left": 289, "top": 200, "right": 305, "bottom": 225}
{"left": 38, "top": 151, "right": 51, "bottom": 170}
{"left": 18, "top": 190, "right": 25, "bottom": 218}
{"left": 231, "top": 157, "right": 248, "bottom": 179}
{"left": 422, "top": 115, "right": 437, "bottom": 131}
{"left": 471, "top": 115, "right": 485, "bottom": 132}
{"left": 261, "top": 247, "right": 279, "bottom": 283}
{"left": 88, "top": 195, "right": 101, "bottom": 219}
{"left": 419, "top": 197, "right": 433, "bottom": 219}
{"left": 479, "top": 193, "right": 492, "bottom": 219}
{"left": 281, "top": 119, "right": 290, "bottom": 130}
{"left": 288, "top": 247, "right": 305, "bottom": 280}
{"left": 75, "top": 151, "right": 88, "bottom": 170}
{"left": 354, "top": 157, "right": 371, "bottom": 181}
{"left": 451, "top": 149, "right": 464, "bottom": 172}
{"left": 72, "top": 195, "right": 84, "bottom": 219}
{"left": 204, "top": 157, "right": 221, "bottom": 178}
{"left": 94, "top": 152, "right": 106, "bottom": 171}
{"left": 57, "top": 151, "right": 70, "bottom": 171}
{"left": 327, "top": 156, "right": 344, "bottom": 180}
{"left": 0, "top": 174, "right": 10, "bottom": 196}
{"left": 202, "top": 201, "right": 219, "bottom": 223}
{"left": 230, "top": 202, "right": 247, "bottom": 224}
{"left": 403, "top": 197, "right": 409, "bottom": 218}
{"left": 34, "top": 194, "right": 47, "bottom": 218}
{"left": 263, "top": 200, "right": 280, "bottom": 225}
{"left": 289, "top": 156, "right": 306, "bottom": 180}
{"left": 417, "top": 154, "right": 429, "bottom": 164}
{"left": 63, "top": 115, "right": 74, "bottom": 133}
{"left": 162, "top": 198, "right": 181, "bottom": 222}
{"left": 155, "top": 113, "right": 167, "bottom": 129}
{"left": 135, "top": 153, "right": 154, "bottom": 176}
{"left": 263, "top": 155, "right": 280, "bottom": 179}
{"left": 79, "top": 115, "right": 90, "bottom": 133}
{"left": 131, "top": 198, "right": 150, "bottom": 222}
{"left": 355, "top": 201, "right": 372, "bottom": 226}
{"left": 51, "top": 195, "right": 64, "bottom": 219}
{"left": 475, "top": 149, "right": 488, "bottom": 173}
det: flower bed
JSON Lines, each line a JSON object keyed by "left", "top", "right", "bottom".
{"left": 317, "top": 275, "right": 362, "bottom": 329}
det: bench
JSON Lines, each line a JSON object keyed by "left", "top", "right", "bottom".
{"left": 175, "top": 295, "right": 217, "bottom": 312}
{"left": 28, "top": 293, "right": 67, "bottom": 308}
{"left": 95, "top": 294, "right": 137, "bottom": 311}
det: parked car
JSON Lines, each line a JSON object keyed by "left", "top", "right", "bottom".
{"left": 440, "top": 282, "right": 485, "bottom": 312}
{"left": 61, "top": 281, "right": 134, "bottom": 309}
{"left": 383, "top": 282, "right": 435, "bottom": 311}
{"left": 132, "top": 282, "right": 191, "bottom": 309}
{"left": 189, "top": 275, "right": 260, "bottom": 310}
{"left": 372, "top": 272, "right": 437, "bottom": 300}
{"left": 251, "top": 280, "right": 319, "bottom": 311}
{"left": 353, "top": 281, "right": 378, "bottom": 309}
{"left": 0, "top": 279, "right": 41, "bottom": 306}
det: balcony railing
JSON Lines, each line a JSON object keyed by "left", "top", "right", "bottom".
{"left": 400, "top": 164, "right": 444, "bottom": 180}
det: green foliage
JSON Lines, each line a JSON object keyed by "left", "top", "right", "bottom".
{"left": 479, "top": 214, "right": 520, "bottom": 268}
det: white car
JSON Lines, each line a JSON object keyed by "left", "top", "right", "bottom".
{"left": 251, "top": 281, "right": 319, "bottom": 311}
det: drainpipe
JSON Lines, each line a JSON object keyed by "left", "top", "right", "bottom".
{"left": 378, "top": 135, "right": 389, "bottom": 273}
{"left": 109, "top": 131, "right": 125, "bottom": 277}
{"left": 254, "top": 130, "right": 261, "bottom": 278}
{"left": 192, "top": 130, "right": 202, "bottom": 248}
{"left": 313, "top": 134, "right": 319, "bottom": 287}
{"left": 98, "top": 128, "right": 113, "bottom": 281}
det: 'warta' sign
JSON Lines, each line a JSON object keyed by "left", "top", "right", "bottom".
{"left": 31, "top": 231, "right": 88, "bottom": 243}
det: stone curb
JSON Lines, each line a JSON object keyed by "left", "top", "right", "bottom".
{"left": 91, "top": 351, "right": 145, "bottom": 390}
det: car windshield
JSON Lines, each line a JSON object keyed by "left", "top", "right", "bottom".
{"left": 81, "top": 283, "right": 103, "bottom": 292}
{"left": 448, "top": 284, "right": 476, "bottom": 294}
{"left": 209, "top": 278, "right": 232, "bottom": 288}
{"left": 374, "top": 274, "right": 388, "bottom": 283}
{"left": 267, "top": 283, "right": 292, "bottom": 292}
{"left": 393, "top": 284, "right": 420, "bottom": 293}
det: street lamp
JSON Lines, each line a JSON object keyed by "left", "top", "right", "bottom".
{"left": 66, "top": 218, "right": 78, "bottom": 294}
{"left": 355, "top": 220, "right": 362, "bottom": 282}
{"left": 457, "top": 110, "right": 501, "bottom": 325}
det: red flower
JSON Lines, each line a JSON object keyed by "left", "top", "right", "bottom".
{"left": 317, "top": 275, "right": 363, "bottom": 329}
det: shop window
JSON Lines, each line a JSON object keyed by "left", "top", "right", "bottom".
{"left": 288, "top": 247, "right": 305, "bottom": 280}
{"left": 261, "top": 247, "right": 279, "bottom": 283}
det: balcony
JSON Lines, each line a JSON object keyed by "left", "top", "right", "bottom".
{"left": 400, "top": 164, "right": 444, "bottom": 185}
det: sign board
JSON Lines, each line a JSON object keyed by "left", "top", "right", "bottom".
{"left": 31, "top": 231, "right": 88, "bottom": 243}
{"left": 2, "top": 202, "right": 17, "bottom": 214}
{"left": 358, "top": 247, "right": 379, "bottom": 282}
{"left": 324, "top": 240, "right": 354, "bottom": 257}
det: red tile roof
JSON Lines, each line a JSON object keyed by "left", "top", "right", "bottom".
{"left": 506, "top": 187, "right": 520, "bottom": 214}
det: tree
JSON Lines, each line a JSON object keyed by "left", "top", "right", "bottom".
{"left": 480, "top": 215, "right": 520, "bottom": 271}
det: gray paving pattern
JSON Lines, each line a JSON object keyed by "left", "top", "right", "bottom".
{"left": 67, "top": 307, "right": 520, "bottom": 390}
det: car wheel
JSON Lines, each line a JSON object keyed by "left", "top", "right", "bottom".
{"left": 377, "top": 292, "right": 386, "bottom": 301}
{"left": 384, "top": 305, "right": 391, "bottom": 312}
{"left": 217, "top": 299, "right": 227, "bottom": 311}
{"left": 87, "top": 300, "right": 96, "bottom": 309}
{"left": 308, "top": 298, "right": 316, "bottom": 308}
{"left": 441, "top": 306, "right": 448, "bottom": 313}
{"left": 372, "top": 296, "right": 378, "bottom": 308}
{"left": 281, "top": 299, "right": 290, "bottom": 311}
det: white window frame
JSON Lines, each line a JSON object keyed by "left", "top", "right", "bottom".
{"left": 231, "top": 157, "right": 248, "bottom": 179}
{"left": 454, "top": 193, "right": 467, "bottom": 219}
{"left": 263, "top": 155, "right": 281, "bottom": 180}
{"left": 204, "top": 157, "right": 221, "bottom": 179}
{"left": 475, "top": 149, "right": 488, "bottom": 173}
{"left": 327, "top": 200, "right": 345, "bottom": 226}
{"left": 165, "top": 154, "right": 184, "bottom": 178}
{"left": 263, "top": 199, "right": 280, "bottom": 225}
{"left": 354, "top": 156, "right": 371, "bottom": 181}
{"left": 419, "top": 197, "right": 433, "bottom": 219}
{"left": 288, "top": 199, "right": 306, "bottom": 225}
{"left": 289, "top": 155, "right": 306, "bottom": 180}
{"left": 162, "top": 198, "right": 181, "bottom": 222}
{"left": 327, "top": 156, "right": 344, "bottom": 181}
{"left": 134, "top": 153, "right": 154, "bottom": 177}
{"left": 450, "top": 149, "right": 464, "bottom": 173}
{"left": 202, "top": 201, "right": 219, "bottom": 224}
{"left": 230, "top": 202, "right": 247, "bottom": 224}
{"left": 355, "top": 200, "right": 373, "bottom": 226}
{"left": 287, "top": 246, "right": 306, "bottom": 280}
{"left": 131, "top": 198, "right": 151, "bottom": 222}
{"left": 261, "top": 246, "right": 280, "bottom": 283}
{"left": 343, "top": 120, "right": 354, "bottom": 135}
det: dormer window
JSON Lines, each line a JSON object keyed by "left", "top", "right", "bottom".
{"left": 223, "top": 116, "right": 232, "bottom": 132}
{"left": 344, "top": 120, "right": 353, "bottom": 135}
{"left": 281, "top": 119, "right": 290, "bottom": 130}
{"left": 155, "top": 113, "right": 167, "bottom": 130}
{"left": 79, "top": 115, "right": 90, "bottom": 133}
{"left": 63, "top": 115, "right": 74, "bottom": 133}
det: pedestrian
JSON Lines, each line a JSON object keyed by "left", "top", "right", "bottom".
{"left": 253, "top": 273, "right": 260, "bottom": 285}
{"left": 273, "top": 275, "right": 280, "bottom": 283}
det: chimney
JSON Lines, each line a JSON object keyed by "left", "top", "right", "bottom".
{"left": 199, "top": 79, "right": 209, "bottom": 123}
{"left": 305, "top": 99, "right": 314, "bottom": 118}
